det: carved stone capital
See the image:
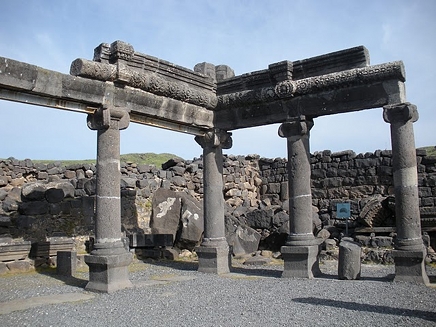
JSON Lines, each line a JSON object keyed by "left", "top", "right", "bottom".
{"left": 195, "top": 129, "right": 232, "bottom": 149}
{"left": 383, "top": 102, "right": 419, "bottom": 124}
{"left": 87, "top": 106, "right": 130, "bottom": 131}
{"left": 278, "top": 116, "right": 314, "bottom": 139}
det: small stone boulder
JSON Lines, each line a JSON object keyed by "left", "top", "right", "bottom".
{"left": 338, "top": 237, "right": 361, "bottom": 280}
{"left": 226, "top": 216, "right": 261, "bottom": 256}
{"left": 22, "top": 183, "right": 46, "bottom": 200}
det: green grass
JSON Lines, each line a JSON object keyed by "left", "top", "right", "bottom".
{"left": 418, "top": 146, "right": 436, "bottom": 157}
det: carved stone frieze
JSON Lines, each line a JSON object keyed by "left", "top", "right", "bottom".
{"left": 71, "top": 58, "right": 218, "bottom": 109}
{"left": 217, "top": 61, "right": 405, "bottom": 109}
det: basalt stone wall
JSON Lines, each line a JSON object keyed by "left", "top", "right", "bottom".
{"left": 0, "top": 148, "right": 435, "bottom": 254}
{"left": 258, "top": 149, "right": 436, "bottom": 229}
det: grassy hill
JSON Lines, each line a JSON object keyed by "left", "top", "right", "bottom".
{"left": 32, "top": 153, "right": 182, "bottom": 168}
{"left": 8, "top": 146, "right": 436, "bottom": 168}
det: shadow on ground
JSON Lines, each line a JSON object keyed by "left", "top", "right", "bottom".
{"left": 293, "top": 297, "right": 436, "bottom": 323}
{"left": 35, "top": 266, "right": 88, "bottom": 289}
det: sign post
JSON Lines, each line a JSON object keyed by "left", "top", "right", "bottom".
{"left": 336, "top": 203, "right": 351, "bottom": 236}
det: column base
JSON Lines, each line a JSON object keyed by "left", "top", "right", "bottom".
{"left": 281, "top": 244, "right": 321, "bottom": 279}
{"left": 196, "top": 243, "right": 230, "bottom": 274}
{"left": 85, "top": 252, "right": 133, "bottom": 293}
{"left": 393, "top": 248, "right": 429, "bottom": 284}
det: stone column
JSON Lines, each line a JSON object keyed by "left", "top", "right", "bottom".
{"left": 278, "top": 116, "right": 321, "bottom": 278}
{"left": 383, "top": 102, "right": 429, "bottom": 284}
{"left": 194, "top": 129, "right": 232, "bottom": 273}
{"left": 84, "top": 106, "right": 133, "bottom": 292}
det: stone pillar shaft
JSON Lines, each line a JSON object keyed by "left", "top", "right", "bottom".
{"left": 383, "top": 103, "right": 422, "bottom": 250}
{"left": 203, "top": 144, "right": 226, "bottom": 242}
{"left": 195, "top": 129, "right": 232, "bottom": 274}
{"left": 279, "top": 117, "right": 316, "bottom": 245}
{"left": 279, "top": 116, "right": 321, "bottom": 279}
{"left": 85, "top": 106, "right": 133, "bottom": 292}
{"left": 383, "top": 102, "right": 429, "bottom": 284}
{"left": 287, "top": 132, "right": 313, "bottom": 240}
{"left": 95, "top": 125, "right": 124, "bottom": 249}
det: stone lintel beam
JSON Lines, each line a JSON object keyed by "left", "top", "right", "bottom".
{"left": 216, "top": 61, "right": 405, "bottom": 110}
{"left": 215, "top": 79, "right": 405, "bottom": 131}
{"left": 0, "top": 56, "right": 214, "bottom": 134}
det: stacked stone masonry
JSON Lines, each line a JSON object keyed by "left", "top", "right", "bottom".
{"left": 0, "top": 148, "right": 435, "bottom": 264}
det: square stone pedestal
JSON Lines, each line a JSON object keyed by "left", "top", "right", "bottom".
{"left": 281, "top": 244, "right": 321, "bottom": 278}
{"left": 196, "top": 246, "right": 230, "bottom": 274}
{"left": 85, "top": 252, "right": 133, "bottom": 293}
{"left": 393, "top": 248, "right": 429, "bottom": 284}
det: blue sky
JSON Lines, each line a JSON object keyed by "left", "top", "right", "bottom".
{"left": 0, "top": 0, "right": 435, "bottom": 160}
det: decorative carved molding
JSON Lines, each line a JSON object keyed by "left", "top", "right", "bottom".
{"left": 217, "top": 61, "right": 405, "bottom": 109}
{"left": 71, "top": 58, "right": 218, "bottom": 109}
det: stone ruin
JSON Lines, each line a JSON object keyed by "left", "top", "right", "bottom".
{"left": 0, "top": 40, "right": 432, "bottom": 291}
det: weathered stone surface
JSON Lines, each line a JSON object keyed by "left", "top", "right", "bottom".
{"left": 150, "top": 188, "right": 181, "bottom": 239}
{"left": 84, "top": 178, "right": 96, "bottom": 195}
{"left": 246, "top": 209, "right": 272, "bottom": 229}
{"left": 19, "top": 201, "right": 49, "bottom": 215}
{"left": 0, "top": 240, "right": 31, "bottom": 261}
{"left": 57, "top": 251, "right": 77, "bottom": 277}
{"left": 177, "top": 195, "right": 203, "bottom": 250}
{"left": 45, "top": 188, "right": 65, "bottom": 203}
{"left": 0, "top": 176, "right": 8, "bottom": 187}
{"left": 338, "top": 238, "right": 361, "bottom": 280}
{"left": 0, "top": 141, "right": 435, "bottom": 262}
{"left": 0, "top": 262, "right": 8, "bottom": 275}
{"left": 6, "top": 260, "right": 32, "bottom": 273}
{"left": 162, "top": 158, "right": 183, "bottom": 170}
{"left": 22, "top": 183, "right": 46, "bottom": 200}
{"left": 226, "top": 215, "right": 261, "bottom": 256}
{"left": 121, "top": 177, "right": 137, "bottom": 189}
{"left": 243, "top": 254, "right": 271, "bottom": 266}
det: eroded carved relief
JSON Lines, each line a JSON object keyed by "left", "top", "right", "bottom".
{"left": 217, "top": 61, "right": 405, "bottom": 109}
{"left": 71, "top": 58, "right": 218, "bottom": 109}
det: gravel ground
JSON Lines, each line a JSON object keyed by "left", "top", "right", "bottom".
{"left": 0, "top": 259, "right": 435, "bottom": 327}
